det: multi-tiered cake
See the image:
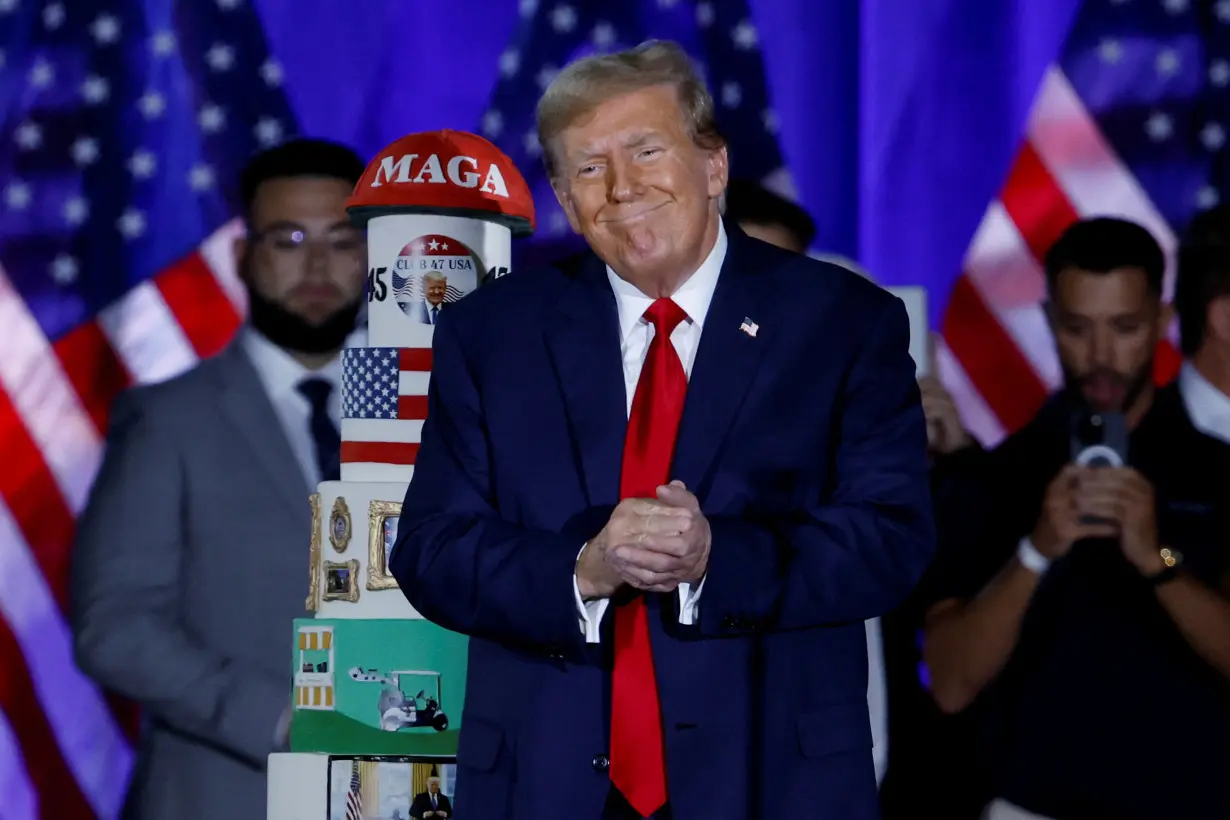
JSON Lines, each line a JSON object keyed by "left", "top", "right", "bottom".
{"left": 267, "top": 130, "right": 536, "bottom": 820}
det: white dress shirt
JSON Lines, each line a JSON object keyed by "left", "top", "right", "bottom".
{"left": 242, "top": 327, "right": 344, "bottom": 488}
{"left": 1179, "top": 361, "right": 1230, "bottom": 445}
{"left": 573, "top": 221, "right": 728, "bottom": 643}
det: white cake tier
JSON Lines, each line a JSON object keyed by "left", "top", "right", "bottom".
{"left": 339, "top": 345, "right": 427, "bottom": 484}
{"left": 365, "top": 213, "right": 511, "bottom": 348}
{"left": 309, "top": 480, "right": 422, "bottom": 620}
{"left": 268, "top": 753, "right": 329, "bottom": 819}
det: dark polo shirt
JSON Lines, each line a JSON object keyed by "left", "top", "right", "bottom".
{"left": 928, "top": 383, "right": 1230, "bottom": 820}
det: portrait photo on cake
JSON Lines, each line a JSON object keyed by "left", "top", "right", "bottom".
{"left": 328, "top": 756, "right": 457, "bottom": 820}
{"left": 388, "top": 232, "right": 484, "bottom": 325}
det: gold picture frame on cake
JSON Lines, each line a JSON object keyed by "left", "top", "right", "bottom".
{"left": 306, "top": 493, "right": 322, "bottom": 611}
{"left": 367, "top": 500, "right": 402, "bottom": 591}
{"left": 323, "top": 559, "right": 360, "bottom": 603}
{"left": 329, "top": 496, "right": 352, "bottom": 553}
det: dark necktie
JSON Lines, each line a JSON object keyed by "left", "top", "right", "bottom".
{"left": 297, "top": 377, "right": 340, "bottom": 482}
{"left": 610, "top": 298, "right": 688, "bottom": 818}
{"left": 430, "top": 304, "right": 439, "bottom": 324}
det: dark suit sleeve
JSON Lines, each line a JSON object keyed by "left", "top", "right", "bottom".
{"left": 697, "top": 295, "right": 936, "bottom": 634}
{"left": 71, "top": 389, "right": 288, "bottom": 768}
{"left": 390, "top": 314, "right": 589, "bottom": 660}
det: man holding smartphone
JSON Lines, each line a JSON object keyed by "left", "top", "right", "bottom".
{"left": 921, "top": 217, "right": 1230, "bottom": 820}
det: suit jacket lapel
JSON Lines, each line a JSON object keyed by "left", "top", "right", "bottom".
{"left": 543, "top": 254, "right": 628, "bottom": 508}
{"left": 671, "top": 227, "right": 771, "bottom": 494}
{"left": 212, "top": 341, "right": 311, "bottom": 516}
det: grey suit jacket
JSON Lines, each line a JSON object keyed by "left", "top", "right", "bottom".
{"left": 71, "top": 339, "right": 312, "bottom": 820}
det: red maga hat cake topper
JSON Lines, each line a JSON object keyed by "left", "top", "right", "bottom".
{"left": 347, "top": 129, "right": 536, "bottom": 236}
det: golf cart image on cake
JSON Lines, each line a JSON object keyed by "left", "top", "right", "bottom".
{"left": 348, "top": 667, "right": 449, "bottom": 732}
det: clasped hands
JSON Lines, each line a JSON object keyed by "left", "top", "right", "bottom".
{"left": 1034, "top": 463, "right": 1163, "bottom": 575}
{"left": 575, "top": 480, "right": 711, "bottom": 600}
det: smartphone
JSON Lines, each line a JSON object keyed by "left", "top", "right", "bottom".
{"left": 1071, "top": 410, "right": 1127, "bottom": 466}
{"left": 1070, "top": 410, "right": 1127, "bottom": 525}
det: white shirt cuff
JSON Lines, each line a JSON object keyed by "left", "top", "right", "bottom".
{"left": 573, "top": 545, "right": 707, "bottom": 641}
{"left": 677, "top": 574, "right": 705, "bottom": 625}
{"left": 575, "top": 543, "right": 609, "bottom": 644}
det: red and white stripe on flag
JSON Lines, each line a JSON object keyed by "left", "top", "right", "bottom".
{"left": 940, "top": 66, "right": 1182, "bottom": 448}
{"left": 339, "top": 347, "right": 433, "bottom": 467}
{"left": 0, "top": 218, "right": 245, "bottom": 818}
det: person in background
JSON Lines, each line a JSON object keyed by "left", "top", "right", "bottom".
{"left": 722, "top": 177, "right": 816, "bottom": 253}
{"left": 922, "top": 216, "right": 1230, "bottom": 820}
{"left": 70, "top": 139, "right": 367, "bottom": 820}
{"left": 391, "top": 39, "right": 934, "bottom": 820}
{"left": 414, "top": 270, "right": 449, "bottom": 324}
{"left": 1177, "top": 205, "right": 1230, "bottom": 444}
{"left": 410, "top": 776, "right": 453, "bottom": 820}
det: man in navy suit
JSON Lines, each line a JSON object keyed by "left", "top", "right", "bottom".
{"left": 391, "top": 39, "right": 935, "bottom": 820}
{"left": 413, "top": 271, "right": 449, "bottom": 324}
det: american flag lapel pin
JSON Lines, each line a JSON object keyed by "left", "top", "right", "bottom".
{"left": 739, "top": 317, "right": 759, "bottom": 338}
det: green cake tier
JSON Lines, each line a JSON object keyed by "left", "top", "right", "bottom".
{"left": 289, "top": 617, "right": 468, "bottom": 756}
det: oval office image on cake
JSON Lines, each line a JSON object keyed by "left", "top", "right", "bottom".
{"left": 18, "top": 3, "right": 1230, "bottom": 820}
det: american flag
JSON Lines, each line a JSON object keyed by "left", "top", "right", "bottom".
{"left": 936, "top": 0, "right": 1219, "bottom": 447}
{"left": 339, "top": 347, "right": 431, "bottom": 468}
{"left": 0, "top": 1, "right": 296, "bottom": 817}
{"left": 345, "top": 758, "right": 364, "bottom": 820}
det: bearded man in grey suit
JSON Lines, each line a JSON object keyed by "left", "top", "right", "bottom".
{"left": 71, "top": 139, "right": 367, "bottom": 820}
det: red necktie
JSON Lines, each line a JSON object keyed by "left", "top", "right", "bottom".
{"left": 610, "top": 297, "right": 689, "bottom": 818}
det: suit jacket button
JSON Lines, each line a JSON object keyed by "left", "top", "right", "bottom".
{"left": 592, "top": 754, "right": 610, "bottom": 773}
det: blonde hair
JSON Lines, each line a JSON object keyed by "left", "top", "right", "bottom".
{"left": 536, "top": 39, "right": 726, "bottom": 182}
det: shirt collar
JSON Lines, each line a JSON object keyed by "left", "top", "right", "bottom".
{"left": 605, "top": 219, "right": 728, "bottom": 341}
{"left": 1179, "top": 360, "right": 1230, "bottom": 443}
{"left": 242, "top": 325, "right": 342, "bottom": 399}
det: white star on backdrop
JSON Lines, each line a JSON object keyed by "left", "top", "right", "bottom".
{"left": 481, "top": 110, "right": 504, "bottom": 138}
{"left": 138, "top": 91, "right": 167, "bottom": 120}
{"left": 592, "top": 22, "right": 616, "bottom": 48}
{"left": 206, "top": 43, "right": 235, "bottom": 72}
{"left": 1202, "top": 123, "right": 1225, "bottom": 152}
{"left": 43, "top": 2, "right": 64, "bottom": 29}
{"left": 29, "top": 58, "right": 54, "bottom": 89}
{"left": 189, "top": 164, "right": 216, "bottom": 191}
{"left": 523, "top": 130, "right": 542, "bottom": 157}
{"left": 71, "top": 137, "right": 99, "bottom": 166}
{"left": 500, "top": 49, "right": 520, "bottom": 78}
{"left": 80, "top": 74, "right": 109, "bottom": 104}
{"left": 199, "top": 104, "right": 226, "bottom": 133}
{"left": 50, "top": 255, "right": 78, "bottom": 285}
{"left": 5, "top": 182, "right": 31, "bottom": 211}
{"left": 151, "top": 30, "right": 177, "bottom": 56}
{"left": 63, "top": 197, "right": 89, "bottom": 226}
{"left": 128, "top": 150, "right": 157, "bottom": 180}
{"left": 536, "top": 65, "right": 559, "bottom": 91}
{"left": 731, "top": 20, "right": 757, "bottom": 50}
{"left": 721, "top": 82, "right": 742, "bottom": 108}
{"left": 550, "top": 4, "right": 576, "bottom": 33}
{"left": 90, "top": 14, "right": 120, "bottom": 45}
{"left": 255, "top": 117, "right": 283, "bottom": 145}
{"left": 1145, "top": 111, "right": 1173, "bottom": 142}
{"left": 14, "top": 121, "right": 41, "bottom": 150}
{"left": 117, "top": 209, "right": 147, "bottom": 239}
{"left": 260, "top": 59, "right": 283, "bottom": 86}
